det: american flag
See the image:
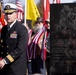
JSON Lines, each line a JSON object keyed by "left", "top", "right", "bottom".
{"left": 26, "top": 27, "right": 47, "bottom": 60}
{"left": 29, "top": 27, "right": 45, "bottom": 59}
{"left": 16, "top": 0, "right": 24, "bottom": 22}
{"left": 43, "top": 0, "right": 50, "bottom": 22}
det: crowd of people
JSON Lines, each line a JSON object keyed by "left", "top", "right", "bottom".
{"left": 0, "top": 2, "right": 50, "bottom": 75}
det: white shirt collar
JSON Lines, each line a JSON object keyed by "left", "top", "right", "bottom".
{"left": 8, "top": 20, "right": 16, "bottom": 28}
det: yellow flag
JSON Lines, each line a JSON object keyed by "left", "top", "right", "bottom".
{"left": 26, "top": 0, "right": 40, "bottom": 21}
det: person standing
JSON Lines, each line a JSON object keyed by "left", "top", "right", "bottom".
{"left": 30, "top": 17, "right": 45, "bottom": 75}
{"left": 0, "top": 3, "right": 28, "bottom": 75}
{"left": 45, "top": 19, "right": 50, "bottom": 75}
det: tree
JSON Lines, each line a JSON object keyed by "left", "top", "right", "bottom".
{"left": 7, "top": 0, "right": 15, "bottom": 4}
{"left": 37, "top": 0, "right": 43, "bottom": 17}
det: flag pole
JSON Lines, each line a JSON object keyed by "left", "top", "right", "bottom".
{"left": 43, "top": 0, "right": 50, "bottom": 74}
{"left": 42, "top": 28, "right": 46, "bottom": 75}
{"left": 42, "top": 0, "right": 47, "bottom": 74}
{"left": 43, "top": 60, "right": 46, "bottom": 75}
{"left": 24, "top": 0, "right": 27, "bottom": 26}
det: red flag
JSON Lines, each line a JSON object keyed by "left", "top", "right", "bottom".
{"left": 0, "top": 13, "right": 7, "bottom": 32}
{"left": 1, "top": 13, "right": 7, "bottom": 26}
{"left": 43, "top": 0, "right": 50, "bottom": 22}
{"left": 16, "top": 0, "right": 24, "bottom": 22}
{"left": 53, "top": 0, "right": 60, "bottom": 4}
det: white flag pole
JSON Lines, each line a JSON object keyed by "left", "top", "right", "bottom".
{"left": 24, "top": 0, "right": 27, "bottom": 26}
{"left": 42, "top": 29, "right": 46, "bottom": 75}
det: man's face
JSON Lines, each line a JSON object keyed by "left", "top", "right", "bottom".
{"left": 4, "top": 11, "right": 17, "bottom": 24}
{"left": 36, "top": 22, "right": 43, "bottom": 29}
{"left": 33, "top": 22, "right": 43, "bottom": 33}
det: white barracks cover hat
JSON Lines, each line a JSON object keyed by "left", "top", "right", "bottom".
{"left": 4, "top": 3, "right": 17, "bottom": 13}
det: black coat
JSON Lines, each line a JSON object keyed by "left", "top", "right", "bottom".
{"left": 0, "top": 21, "right": 28, "bottom": 75}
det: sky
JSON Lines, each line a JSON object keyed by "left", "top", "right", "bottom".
{"left": 3, "top": 0, "right": 76, "bottom": 5}
{"left": 3, "top": 0, "right": 40, "bottom": 5}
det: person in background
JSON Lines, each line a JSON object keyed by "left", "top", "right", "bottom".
{"left": 33, "top": 17, "right": 43, "bottom": 34}
{"left": 45, "top": 19, "right": 50, "bottom": 75}
{"left": 29, "top": 17, "right": 45, "bottom": 75}
{"left": 45, "top": 19, "right": 50, "bottom": 30}
{"left": 0, "top": 3, "right": 28, "bottom": 75}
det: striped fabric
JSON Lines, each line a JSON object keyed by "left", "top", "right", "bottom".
{"left": 26, "top": 27, "right": 47, "bottom": 60}
{"left": 26, "top": 29, "right": 32, "bottom": 61}
{"left": 41, "top": 29, "right": 47, "bottom": 60}
{"left": 30, "top": 27, "right": 45, "bottom": 59}
{"left": 16, "top": 0, "right": 24, "bottom": 22}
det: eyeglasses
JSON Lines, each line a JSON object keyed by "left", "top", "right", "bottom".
{"left": 45, "top": 21, "right": 50, "bottom": 24}
{"left": 36, "top": 21, "right": 43, "bottom": 24}
{"left": 36, "top": 22, "right": 40, "bottom": 24}
{"left": 5, "top": 12, "right": 15, "bottom": 15}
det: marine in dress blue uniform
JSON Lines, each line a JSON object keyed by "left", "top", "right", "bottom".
{"left": 0, "top": 3, "right": 28, "bottom": 75}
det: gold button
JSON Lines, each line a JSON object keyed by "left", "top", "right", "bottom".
{"left": 1, "top": 52, "right": 3, "bottom": 54}
{"left": 46, "top": 45, "right": 47, "bottom": 47}
{"left": 2, "top": 45, "right": 3, "bottom": 47}
{"left": 1, "top": 39, "right": 3, "bottom": 43}
{"left": 7, "top": 52, "right": 9, "bottom": 54}
{"left": 7, "top": 46, "right": 9, "bottom": 48}
{"left": 13, "top": 56, "right": 15, "bottom": 57}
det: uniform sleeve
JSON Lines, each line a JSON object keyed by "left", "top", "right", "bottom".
{"left": 4, "top": 25, "right": 28, "bottom": 64}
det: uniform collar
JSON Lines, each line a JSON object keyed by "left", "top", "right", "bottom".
{"left": 8, "top": 19, "right": 16, "bottom": 28}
